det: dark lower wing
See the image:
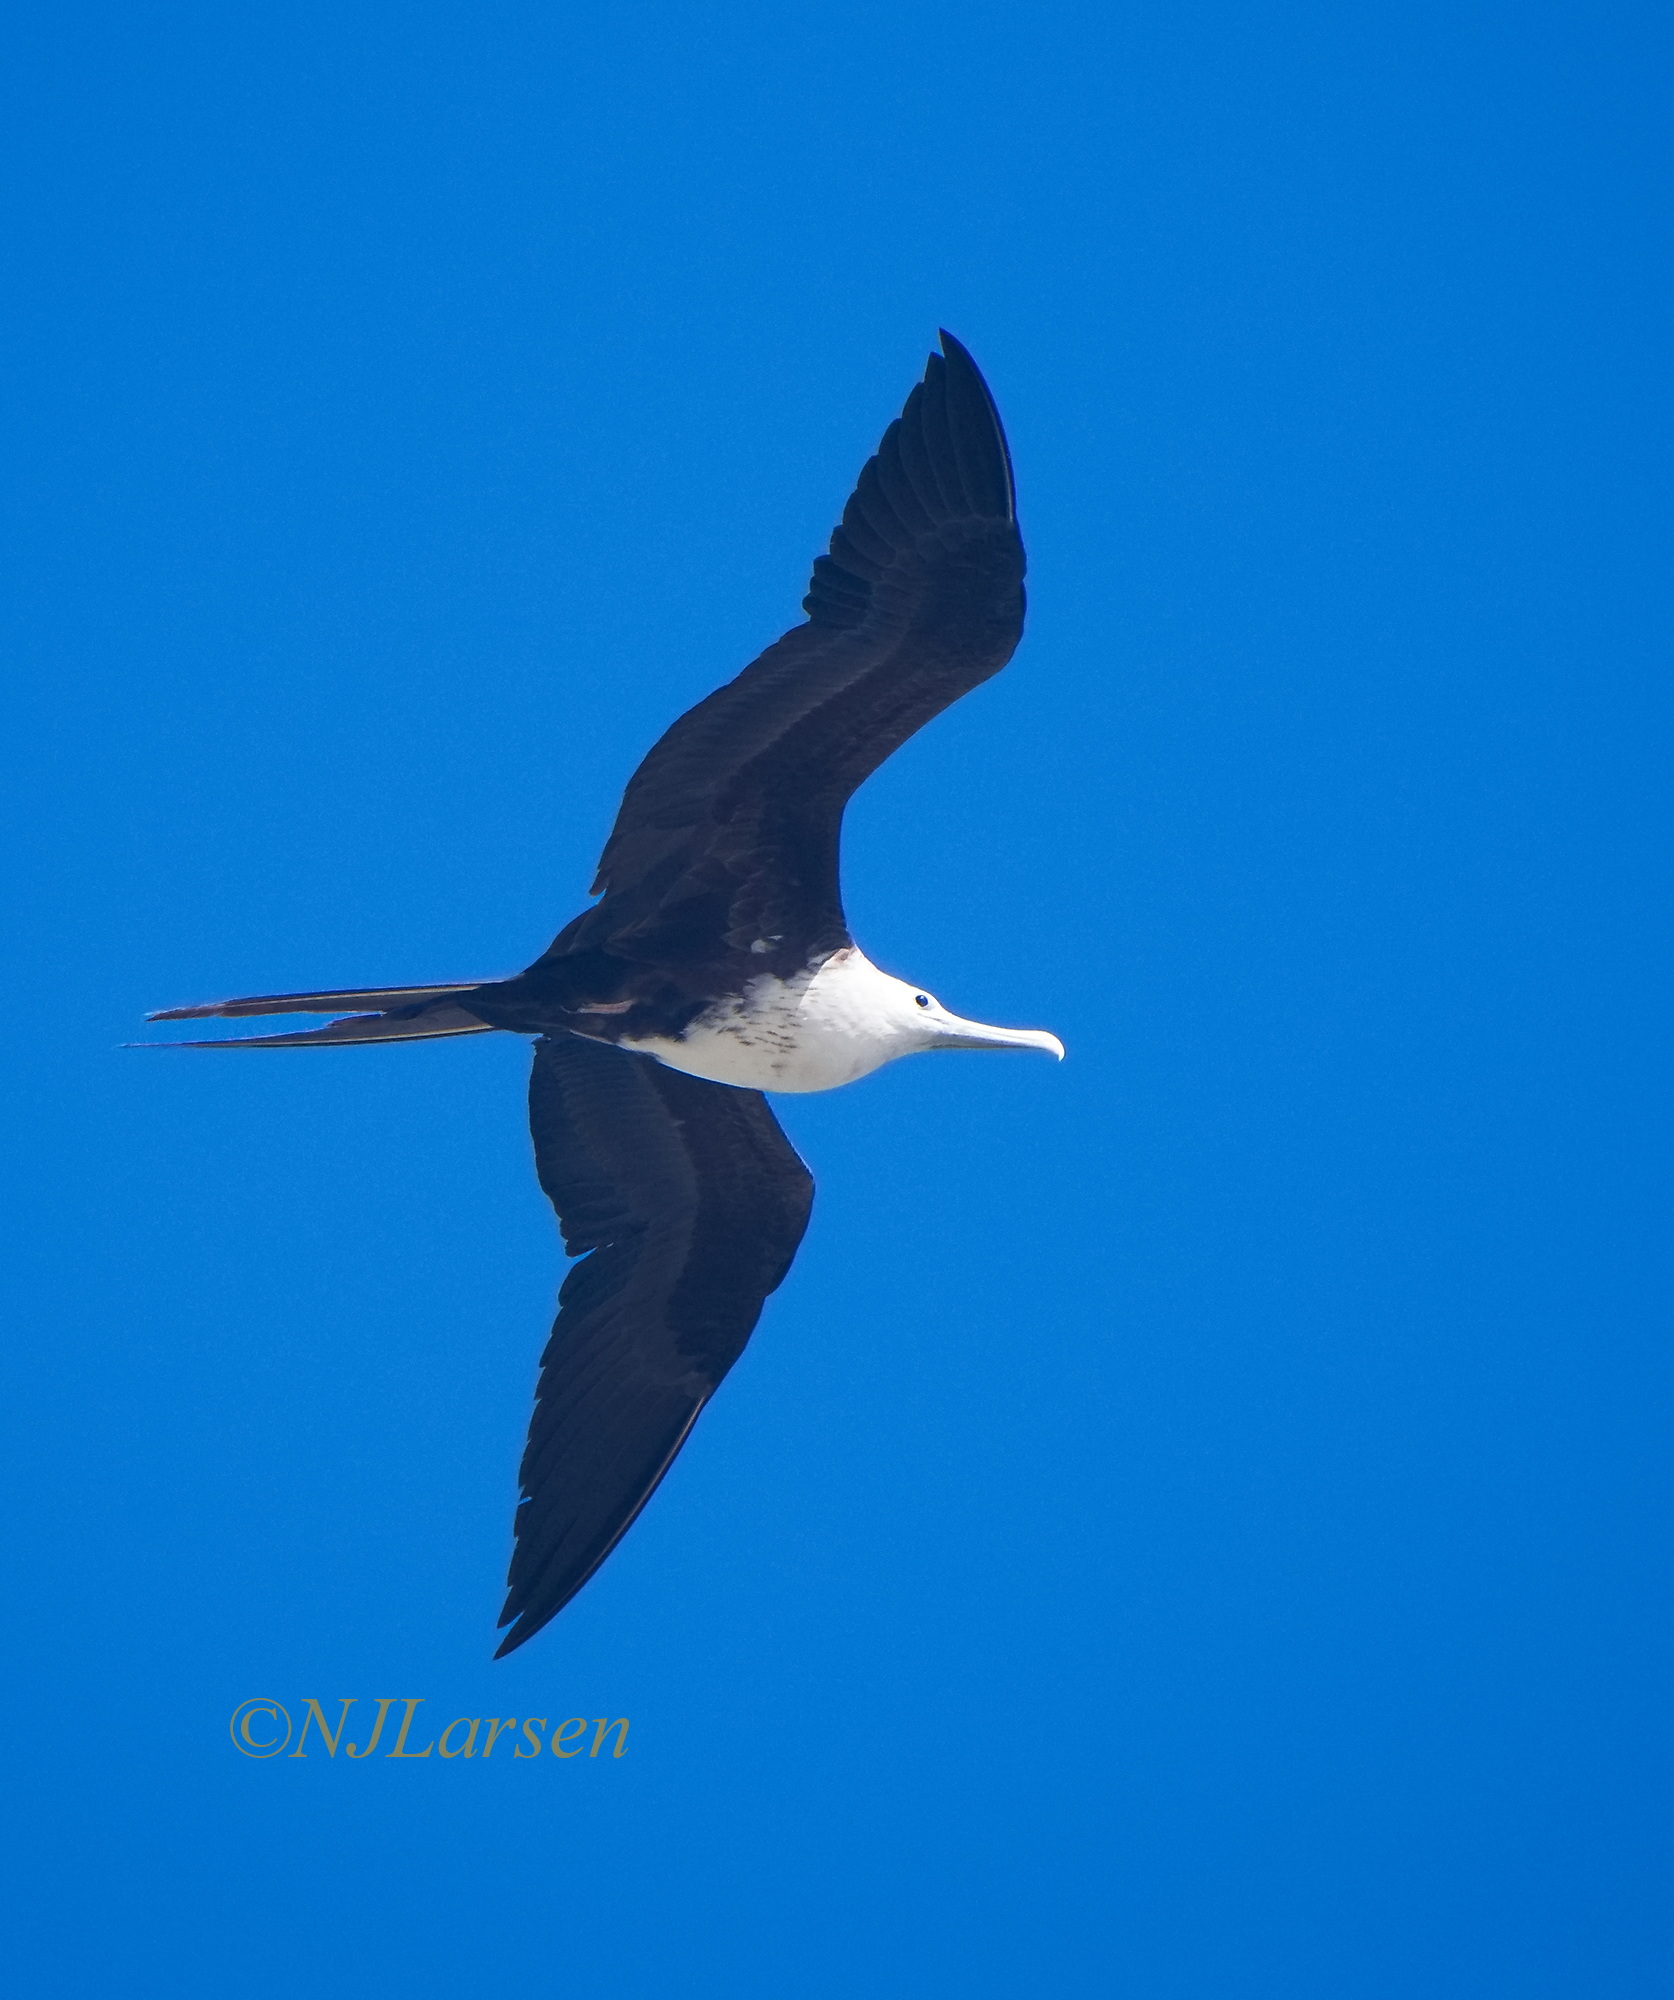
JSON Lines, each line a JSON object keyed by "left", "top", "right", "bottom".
{"left": 496, "top": 1034, "right": 815, "bottom": 1655}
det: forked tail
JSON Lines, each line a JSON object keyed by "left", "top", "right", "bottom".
{"left": 142, "top": 981, "right": 504, "bottom": 1048}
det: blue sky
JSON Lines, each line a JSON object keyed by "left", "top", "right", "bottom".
{"left": 2, "top": 4, "right": 1670, "bottom": 1994}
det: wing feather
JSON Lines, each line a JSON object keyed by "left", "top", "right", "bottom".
{"left": 495, "top": 1034, "right": 814, "bottom": 1654}
{"left": 545, "top": 332, "right": 1024, "bottom": 980}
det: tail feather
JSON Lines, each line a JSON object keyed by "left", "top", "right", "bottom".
{"left": 149, "top": 1003, "right": 500, "bottom": 1049}
{"left": 148, "top": 981, "right": 493, "bottom": 1023}
{"left": 140, "top": 980, "right": 507, "bottom": 1049}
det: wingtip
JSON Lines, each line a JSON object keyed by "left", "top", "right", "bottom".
{"left": 929, "top": 329, "right": 1016, "bottom": 522}
{"left": 938, "top": 329, "right": 999, "bottom": 388}
{"left": 935, "top": 329, "right": 1000, "bottom": 404}
{"left": 493, "top": 1603, "right": 552, "bottom": 1658}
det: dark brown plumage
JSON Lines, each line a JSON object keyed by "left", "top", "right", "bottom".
{"left": 466, "top": 329, "right": 1025, "bottom": 1044}
{"left": 497, "top": 1035, "right": 813, "bottom": 1654}
{"left": 147, "top": 332, "right": 1037, "bottom": 1654}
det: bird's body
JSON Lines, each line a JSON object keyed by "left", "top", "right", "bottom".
{"left": 149, "top": 332, "right": 1062, "bottom": 1653}
{"left": 624, "top": 948, "right": 908, "bottom": 1093}
{"left": 615, "top": 947, "right": 1060, "bottom": 1093}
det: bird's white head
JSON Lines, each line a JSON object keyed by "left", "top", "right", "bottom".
{"left": 811, "top": 949, "right": 1064, "bottom": 1070}
{"left": 895, "top": 978, "right": 1065, "bottom": 1062}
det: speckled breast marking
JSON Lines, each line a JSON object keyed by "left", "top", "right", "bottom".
{"left": 619, "top": 951, "right": 909, "bottom": 1094}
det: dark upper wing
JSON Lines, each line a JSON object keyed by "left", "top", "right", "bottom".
{"left": 548, "top": 331, "right": 1025, "bottom": 977}
{"left": 495, "top": 1033, "right": 814, "bottom": 1655}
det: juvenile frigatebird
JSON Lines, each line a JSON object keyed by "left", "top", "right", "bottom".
{"left": 150, "top": 331, "right": 1063, "bottom": 1654}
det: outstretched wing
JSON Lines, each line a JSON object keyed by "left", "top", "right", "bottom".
{"left": 496, "top": 1033, "right": 814, "bottom": 1655}
{"left": 546, "top": 330, "right": 1025, "bottom": 980}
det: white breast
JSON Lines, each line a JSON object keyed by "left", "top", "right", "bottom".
{"left": 620, "top": 947, "right": 921, "bottom": 1094}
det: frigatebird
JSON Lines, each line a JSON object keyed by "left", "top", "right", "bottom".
{"left": 149, "top": 331, "right": 1062, "bottom": 1655}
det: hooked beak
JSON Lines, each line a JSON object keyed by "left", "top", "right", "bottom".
{"left": 929, "top": 1017, "right": 1065, "bottom": 1060}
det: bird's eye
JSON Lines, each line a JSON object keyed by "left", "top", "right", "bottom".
{"left": 914, "top": 993, "right": 931, "bottom": 1008}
